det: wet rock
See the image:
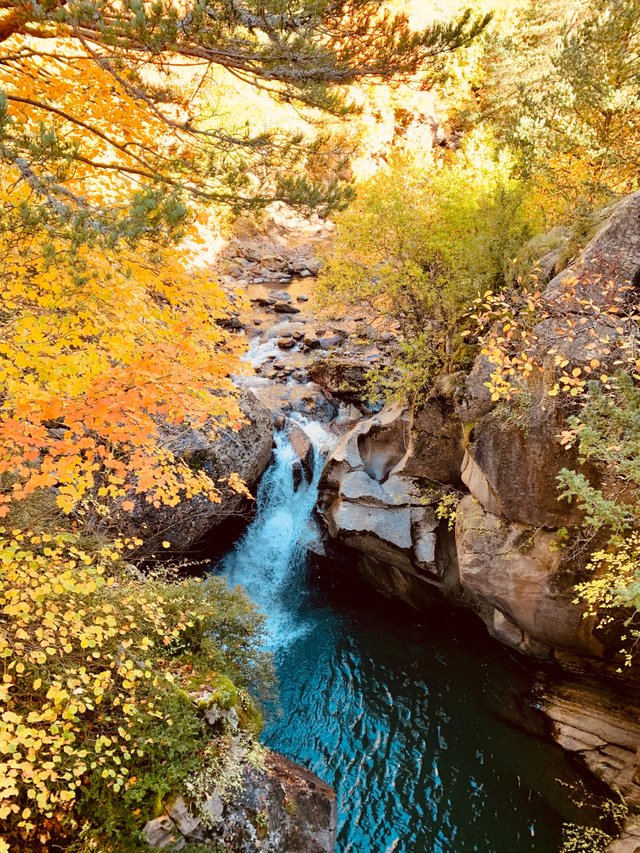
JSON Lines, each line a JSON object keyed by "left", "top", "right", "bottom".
{"left": 318, "top": 334, "right": 343, "bottom": 350}
{"left": 277, "top": 337, "right": 296, "bottom": 350}
{"left": 286, "top": 421, "right": 315, "bottom": 480}
{"left": 297, "top": 293, "right": 310, "bottom": 301}
{"left": 271, "top": 289, "right": 292, "bottom": 302}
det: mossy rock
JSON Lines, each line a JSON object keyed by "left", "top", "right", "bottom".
{"left": 191, "top": 674, "right": 239, "bottom": 711}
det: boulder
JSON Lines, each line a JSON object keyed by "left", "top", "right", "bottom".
{"left": 544, "top": 192, "right": 640, "bottom": 306}
{"left": 397, "top": 395, "right": 463, "bottom": 486}
{"left": 120, "top": 390, "right": 274, "bottom": 555}
{"left": 145, "top": 752, "right": 336, "bottom": 853}
{"left": 273, "top": 302, "right": 301, "bottom": 314}
{"left": 455, "top": 495, "right": 602, "bottom": 657}
{"left": 278, "top": 337, "right": 296, "bottom": 350}
{"left": 318, "top": 405, "right": 454, "bottom": 599}
{"left": 286, "top": 420, "right": 315, "bottom": 481}
{"left": 308, "top": 358, "right": 370, "bottom": 406}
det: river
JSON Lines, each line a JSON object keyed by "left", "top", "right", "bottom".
{"left": 215, "top": 424, "right": 607, "bottom": 853}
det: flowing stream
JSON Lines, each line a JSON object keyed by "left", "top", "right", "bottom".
{"left": 215, "top": 423, "right": 604, "bottom": 853}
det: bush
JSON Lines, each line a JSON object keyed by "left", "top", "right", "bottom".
{"left": 0, "top": 528, "right": 269, "bottom": 851}
{"left": 317, "top": 129, "right": 541, "bottom": 398}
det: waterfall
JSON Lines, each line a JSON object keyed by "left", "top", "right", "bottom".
{"left": 218, "top": 418, "right": 335, "bottom": 651}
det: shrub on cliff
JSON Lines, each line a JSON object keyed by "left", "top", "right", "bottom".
{"left": 0, "top": 527, "right": 269, "bottom": 851}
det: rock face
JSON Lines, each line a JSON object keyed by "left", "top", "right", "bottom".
{"left": 460, "top": 404, "right": 599, "bottom": 528}
{"left": 144, "top": 752, "right": 336, "bottom": 853}
{"left": 545, "top": 191, "right": 640, "bottom": 305}
{"left": 314, "top": 191, "right": 640, "bottom": 833}
{"left": 543, "top": 682, "right": 640, "bottom": 814}
{"left": 318, "top": 405, "right": 458, "bottom": 606}
{"left": 399, "top": 395, "right": 463, "bottom": 486}
{"left": 319, "top": 191, "right": 640, "bottom": 658}
{"left": 455, "top": 495, "right": 602, "bottom": 657}
{"left": 123, "top": 390, "right": 274, "bottom": 555}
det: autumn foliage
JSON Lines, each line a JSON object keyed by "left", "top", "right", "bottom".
{"left": 0, "top": 527, "right": 267, "bottom": 850}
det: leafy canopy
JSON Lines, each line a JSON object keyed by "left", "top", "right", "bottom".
{"left": 0, "top": 0, "right": 490, "bottom": 521}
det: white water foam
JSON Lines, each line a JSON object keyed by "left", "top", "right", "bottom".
{"left": 219, "top": 419, "right": 337, "bottom": 652}
{"left": 243, "top": 338, "right": 280, "bottom": 369}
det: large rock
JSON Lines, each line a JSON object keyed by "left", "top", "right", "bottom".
{"left": 318, "top": 405, "right": 458, "bottom": 603}
{"left": 461, "top": 403, "right": 599, "bottom": 528}
{"left": 122, "top": 390, "right": 274, "bottom": 555}
{"left": 543, "top": 682, "right": 640, "bottom": 814}
{"left": 545, "top": 192, "right": 640, "bottom": 306}
{"left": 308, "top": 357, "right": 369, "bottom": 406}
{"left": 455, "top": 495, "right": 602, "bottom": 657}
{"left": 397, "top": 395, "right": 463, "bottom": 486}
{"left": 144, "top": 751, "right": 335, "bottom": 853}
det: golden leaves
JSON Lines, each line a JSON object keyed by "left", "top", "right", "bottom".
{"left": 0, "top": 229, "right": 245, "bottom": 518}
{"left": 0, "top": 528, "right": 202, "bottom": 838}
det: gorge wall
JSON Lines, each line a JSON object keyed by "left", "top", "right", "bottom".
{"left": 315, "top": 192, "right": 640, "bottom": 829}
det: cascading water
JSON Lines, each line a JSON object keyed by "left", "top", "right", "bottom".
{"left": 219, "top": 421, "right": 335, "bottom": 650}
{"left": 215, "top": 419, "right": 607, "bottom": 853}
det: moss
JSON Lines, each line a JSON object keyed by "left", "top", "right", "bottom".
{"left": 237, "top": 691, "right": 263, "bottom": 737}
{"left": 191, "top": 674, "right": 239, "bottom": 711}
